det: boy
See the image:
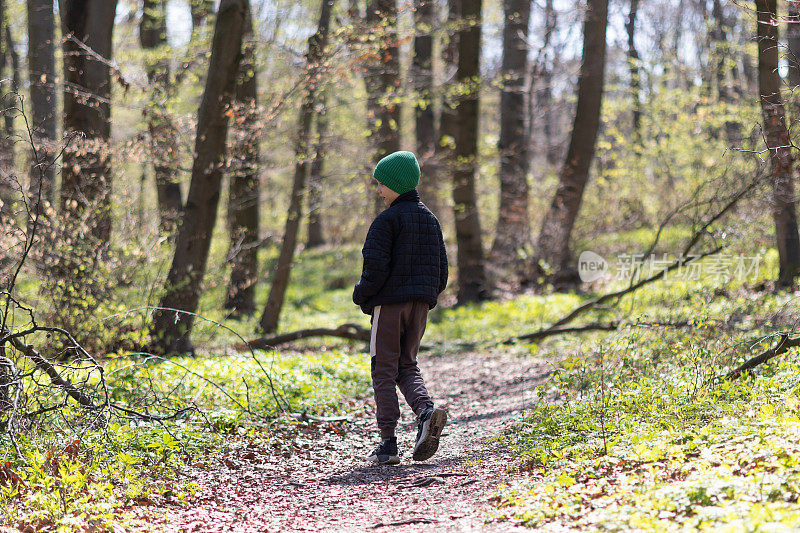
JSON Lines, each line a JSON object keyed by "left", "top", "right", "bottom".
{"left": 353, "top": 150, "right": 448, "bottom": 465}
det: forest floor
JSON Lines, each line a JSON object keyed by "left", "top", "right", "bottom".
{"left": 127, "top": 349, "right": 551, "bottom": 532}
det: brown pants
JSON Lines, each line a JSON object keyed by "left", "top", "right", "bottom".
{"left": 370, "top": 301, "right": 433, "bottom": 438}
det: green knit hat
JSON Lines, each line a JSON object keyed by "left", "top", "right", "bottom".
{"left": 373, "top": 151, "right": 420, "bottom": 194}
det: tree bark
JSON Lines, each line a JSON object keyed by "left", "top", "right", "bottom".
{"left": 306, "top": 88, "right": 328, "bottom": 249}
{"left": 140, "top": 0, "right": 183, "bottom": 233}
{"left": 0, "top": 0, "right": 15, "bottom": 217}
{"left": 712, "top": 0, "right": 729, "bottom": 101}
{"left": 788, "top": 0, "right": 800, "bottom": 189}
{"left": 27, "top": 0, "right": 57, "bottom": 211}
{"left": 413, "top": 0, "right": 438, "bottom": 212}
{"left": 490, "top": 0, "right": 531, "bottom": 286}
{"left": 450, "top": 0, "right": 488, "bottom": 303}
{"left": 436, "top": 0, "right": 459, "bottom": 175}
{"left": 787, "top": 1, "right": 800, "bottom": 104}
{"left": 48, "top": 0, "right": 118, "bottom": 344}
{"left": 365, "top": 0, "right": 401, "bottom": 215}
{"left": 225, "top": 6, "right": 261, "bottom": 317}
{"left": 533, "top": 0, "right": 557, "bottom": 166}
{"left": 0, "top": 14, "right": 18, "bottom": 148}
{"left": 191, "top": 0, "right": 214, "bottom": 31}
{"left": 535, "top": 0, "right": 609, "bottom": 275}
{"left": 713, "top": 0, "right": 741, "bottom": 145}
{"left": 59, "top": 0, "right": 118, "bottom": 243}
{"left": 259, "top": 0, "right": 335, "bottom": 334}
{"left": 625, "top": 0, "right": 641, "bottom": 136}
{"left": 756, "top": 0, "right": 800, "bottom": 286}
{"left": 150, "top": 0, "right": 249, "bottom": 354}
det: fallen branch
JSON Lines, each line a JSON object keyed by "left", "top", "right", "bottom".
{"left": 247, "top": 323, "right": 370, "bottom": 349}
{"left": 288, "top": 411, "right": 351, "bottom": 422}
{"left": 1, "top": 326, "right": 97, "bottom": 408}
{"left": 722, "top": 333, "right": 800, "bottom": 381}
{"left": 111, "top": 403, "right": 197, "bottom": 421}
{"left": 509, "top": 321, "right": 620, "bottom": 344}
{"left": 500, "top": 248, "right": 720, "bottom": 346}
{"left": 504, "top": 173, "right": 760, "bottom": 346}
{"left": 372, "top": 518, "right": 438, "bottom": 528}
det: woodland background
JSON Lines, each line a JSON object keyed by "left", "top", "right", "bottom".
{"left": 3, "top": 0, "right": 800, "bottom": 530}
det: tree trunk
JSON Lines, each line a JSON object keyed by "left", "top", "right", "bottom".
{"left": 490, "top": 0, "right": 531, "bottom": 287}
{"left": 413, "top": 0, "right": 438, "bottom": 211}
{"left": 436, "top": 0, "right": 459, "bottom": 284}
{"left": 224, "top": 7, "right": 260, "bottom": 317}
{"left": 756, "top": 0, "right": 800, "bottom": 286}
{"left": 306, "top": 88, "right": 328, "bottom": 249}
{"left": 626, "top": 0, "right": 641, "bottom": 136}
{"left": 0, "top": 0, "right": 14, "bottom": 217}
{"left": 59, "top": 0, "right": 118, "bottom": 243}
{"left": 150, "top": 0, "right": 249, "bottom": 355}
{"left": 452, "top": 0, "right": 488, "bottom": 303}
{"left": 786, "top": 2, "right": 800, "bottom": 99}
{"left": 191, "top": 0, "right": 214, "bottom": 31}
{"left": 365, "top": 0, "right": 401, "bottom": 215}
{"left": 436, "top": 0, "right": 459, "bottom": 171}
{"left": 259, "top": 0, "right": 335, "bottom": 334}
{"left": 534, "top": 0, "right": 557, "bottom": 166}
{"left": 27, "top": 0, "right": 57, "bottom": 211}
{"left": 4, "top": 24, "right": 18, "bottom": 130}
{"left": 47, "top": 0, "right": 118, "bottom": 345}
{"left": 535, "top": 0, "right": 609, "bottom": 275}
{"left": 712, "top": 0, "right": 729, "bottom": 100}
{"left": 140, "top": 0, "right": 183, "bottom": 233}
{"left": 712, "top": 0, "right": 742, "bottom": 146}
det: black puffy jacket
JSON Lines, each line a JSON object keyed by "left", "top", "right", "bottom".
{"left": 353, "top": 190, "right": 448, "bottom": 315}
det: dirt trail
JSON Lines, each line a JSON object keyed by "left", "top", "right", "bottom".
{"left": 146, "top": 350, "right": 550, "bottom": 532}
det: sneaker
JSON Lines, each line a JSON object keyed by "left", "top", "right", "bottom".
{"left": 412, "top": 407, "right": 447, "bottom": 461}
{"left": 366, "top": 437, "right": 400, "bottom": 465}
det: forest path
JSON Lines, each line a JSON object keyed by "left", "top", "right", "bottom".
{"left": 140, "top": 349, "right": 550, "bottom": 532}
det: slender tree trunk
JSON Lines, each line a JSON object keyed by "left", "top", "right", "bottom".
{"left": 27, "top": 0, "right": 57, "bottom": 211}
{"left": 259, "top": 0, "right": 335, "bottom": 334}
{"left": 756, "top": 0, "right": 800, "bottom": 286}
{"left": 413, "top": 0, "right": 438, "bottom": 211}
{"left": 490, "top": 0, "right": 531, "bottom": 286}
{"left": 59, "top": 0, "right": 118, "bottom": 242}
{"left": 150, "top": 0, "right": 249, "bottom": 355}
{"left": 535, "top": 0, "right": 557, "bottom": 166}
{"left": 436, "top": 0, "right": 459, "bottom": 216}
{"left": 2, "top": 19, "right": 18, "bottom": 148}
{"left": 365, "top": 0, "right": 401, "bottom": 214}
{"left": 3, "top": 17, "right": 20, "bottom": 216}
{"left": 713, "top": 0, "right": 742, "bottom": 145}
{"left": 451, "top": 0, "right": 488, "bottom": 303}
{"left": 0, "top": 0, "right": 14, "bottom": 217}
{"left": 788, "top": 0, "right": 800, "bottom": 157}
{"left": 742, "top": 33, "right": 758, "bottom": 97}
{"left": 786, "top": 2, "right": 800, "bottom": 103}
{"left": 140, "top": 0, "right": 183, "bottom": 232}
{"left": 4, "top": 24, "right": 18, "bottom": 129}
{"left": 191, "top": 0, "right": 214, "bottom": 31}
{"left": 535, "top": 0, "right": 609, "bottom": 276}
{"left": 661, "top": 0, "right": 684, "bottom": 90}
{"left": 307, "top": 88, "right": 328, "bottom": 249}
{"left": 225, "top": 7, "right": 260, "bottom": 317}
{"left": 626, "top": 0, "right": 641, "bottom": 136}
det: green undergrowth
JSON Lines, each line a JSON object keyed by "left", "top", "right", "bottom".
{"left": 4, "top": 231, "right": 796, "bottom": 531}
{"left": 1, "top": 349, "right": 370, "bottom": 531}
{"left": 494, "top": 362, "right": 800, "bottom": 531}
{"left": 492, "top": 250, "right": 800, "bottom": 531}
